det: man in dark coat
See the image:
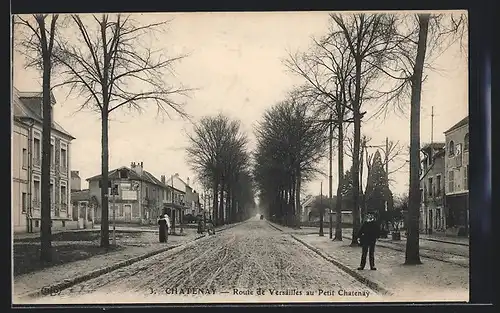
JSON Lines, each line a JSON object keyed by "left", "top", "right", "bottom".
{"left": 158, "top": 214, "right": 168, "bottom": 243}
{"left": 357, "top": 212, "right": 380, "bottom": 270}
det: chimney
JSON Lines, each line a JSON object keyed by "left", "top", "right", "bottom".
{"left": 131, "top": 162, "right": 135, "bottom": 168}
{"left": 140, "top": 162, "right": 143, "bottom": 168}
{"left": 131, "top": 161, "right": 143, "bottom": 176}
{"left": 187, "top": 177, "right": 190, "bottom": 186}
{"left": 175, "top": 173, "right": 179, "bottom": 177}
{"left": 161, "top": 175, "right": 165, "bottom": 184}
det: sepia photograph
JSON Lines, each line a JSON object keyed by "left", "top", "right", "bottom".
{"left": 11, "top": 11, "right": 469, "bottom": 304}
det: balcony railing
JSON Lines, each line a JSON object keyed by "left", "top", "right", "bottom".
{"left": 33, "top": 157, "right": 41, "bottom": 167}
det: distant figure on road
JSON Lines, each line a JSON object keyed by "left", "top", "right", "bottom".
{"left": 157, "top": 214, "right": 169, "bottom": 243}
{"left": 356, "top": 212, "right": 380, "bottom": 271}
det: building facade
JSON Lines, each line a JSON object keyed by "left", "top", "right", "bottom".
{"left": 161, "top": 173, "right": 191, "bottom": 232}
{"left": 12, "top": 88, "right": 75, "bottom": 233}
{"left": 419, "top": 143, "right": 446, "bottom": 234}
{"left": 87, "top": 162, "right": 167, "bottom": 225}
{"left": 444, "top": 116, "right": 469, "bottom": 236}
{"left": 71, "top": 170, "right": 82, "bottom": 191}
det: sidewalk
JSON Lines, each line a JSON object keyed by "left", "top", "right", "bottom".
{"left": 300, "top": 226, "right": 469, "bottom": 246}
{"left": 269, "top": 222, "right": 469, "bottom": 302}
{"left": 13, "top": 222, "right": 242, "bottom": 300}
{"left": 13, "top": 224, "right": 191, "bottom": 241}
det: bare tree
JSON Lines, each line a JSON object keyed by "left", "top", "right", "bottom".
{"left": 254, "top": 94, "right": 328, "bottom": 227}
{"left": 15, "top": 14, "right": 61, "bottom": 262}
{"left": 55, "top": 14, "right": 192, "bottom": 248}
{"left": 370, "top": 12, "right": 467, "bottom": 264}
{"left": 186, "top": 115, "right": 252, "bottom": 226}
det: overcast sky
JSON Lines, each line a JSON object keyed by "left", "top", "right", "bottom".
{"left": 13, "top": 11, "right": 468, "bottom": 199}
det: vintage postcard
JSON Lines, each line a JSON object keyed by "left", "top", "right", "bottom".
{"left": 11, "top": 11, "right": 469, "bottom": 305}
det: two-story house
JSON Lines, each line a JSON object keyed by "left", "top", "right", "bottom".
{"left": 87, "top": 162, "right": 168, "bottom": 225}
{"left": 161, "top": 173, "right": 190, "bottom": 232}
{"left": 70, "top": 169, "right": 96, "bottom": 229}
{"left": 12, "top": 88, "right": 75, "bottom": 234}
{"left": 184, "top": 177, "right": 201, "bottom": 217}
{"left": 419, "top": 142, "right": 446, "bottom": 234}
{"left": 444, "top": 116, "right": 469, "bottom": 236}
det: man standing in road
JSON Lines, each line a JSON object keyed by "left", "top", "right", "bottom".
{"left": 357, "top": 212, "right": 380, "bottom": 271}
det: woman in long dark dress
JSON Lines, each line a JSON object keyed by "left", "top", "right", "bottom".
{"left": 158, "top": 214, "right": 168, "bottom": 243}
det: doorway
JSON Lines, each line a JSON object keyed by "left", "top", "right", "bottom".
{"left": 124, "top": 204, "right": 132, "bottom": 222}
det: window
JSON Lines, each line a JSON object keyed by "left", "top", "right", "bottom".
{"left": 60, "top": 148, "right": 67, "bottom": 168}
{"left": 50, "top": 182, "right": 54, "bottom": 203}
{"left": 119, "top": 169, "right": 128, "bottom": 179}
{"left": 448, "top": 140, "right": 455, "bottom": 157}
{"left": 51, "top": 143, "right": 55, "bottom": 165}
{"left": 448, "top": 170, "right": 454, "bottom": 193}
{"left": 33, "top": 180, "right": 40, "bottom": 201}
{"left": 464, "top": 165, "right": 469, "bottom": 190}
{"left": 436, "top": 175, "right": 442, "bottom": 196}
{"left": 21, "top": 192, "right": 27, "bottom": 213}
{"left": 34, "top": 138, "right": 41, "bottom": 164}
{"left": 22, "top": 148, "right": 27, "bottom": 168}
{"left": 464, "top": 133, "right": 469, "bottom": 151}
{"left": 428, "top": 177, "right": 433, "bottom": 196}
{"left": 61, "top": 185, "right": 67, "bottom": 205}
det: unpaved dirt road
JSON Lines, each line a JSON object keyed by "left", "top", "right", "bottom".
{"left": 37, "top": 219, "right": 379, "bottom": 303}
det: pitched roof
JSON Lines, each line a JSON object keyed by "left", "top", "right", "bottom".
{"left": 86, "top": 166, "right": 168, "bottom": 188}
{"left": 12, "top": 87, "right": 75, "bottom": 140}
{"left": 444, "top": 116, "right": 469, "bottom": 134}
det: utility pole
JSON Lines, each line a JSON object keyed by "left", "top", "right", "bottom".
{"left": 329, "top": 113, "right": 334, "bottom": 239}
{"left": 112, "top": 180, "right": 116, "bottom": 246}
{"left": 319, "top": 181, "right": 324, "bottom": 236}
{"left": 385, "top": 137, "right": 389, "bottom": 214}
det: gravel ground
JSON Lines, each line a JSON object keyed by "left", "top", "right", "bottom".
{"left": 294, "top": 233, "right": 469, "bottom": 302}
{"left": 32, "top": 220, "right": 381, "bottom": 304}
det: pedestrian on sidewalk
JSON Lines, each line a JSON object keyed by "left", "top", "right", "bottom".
{"left": 357, "top": 212, "right": 380, "bottom": 271}
{"left": 157, "top": 214, "right": 169, "bottom": 243}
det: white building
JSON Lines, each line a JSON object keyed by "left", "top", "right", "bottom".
{"left": 12, "top": 88, "right": 75, "bottom": 233}
{"left": 444, "top": 116, "right": 469, "bottom": 236}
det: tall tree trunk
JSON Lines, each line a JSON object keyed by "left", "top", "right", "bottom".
{"left": 212, "top": 178, "right": 219, "bottom": 224}
{"left": 360, "top": 138, "right": 366, "bottom": 216}
{"left": 405, "top": 13, "right": 429, "bottom": 265}
{"left": 219, "top": 180, "right": 225, "bottom": 225}
{"left": 100, "top": 111, "right": 110, "bottom": 248}
{"left": 225, "top": 181, "right": 231, "bottom": 224}
{"left": 40, "top": 53, "right": 53, "bottom": 262}
{"left": 350, "top": 58, "right": 362, "bottom": 246}
{"left": 295, "top": 169, "right": 301, "bottom": 229}
{"left": 334, "top": 121, "right": 344, "bottom": 241}
{"left": 290, "top": 174, "right": 296, "bottom": 227}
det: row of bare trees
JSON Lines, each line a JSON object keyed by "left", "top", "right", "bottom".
{"left": 253, "top": 92, "right": 328, "bottom": 228}
{"left": 15, "top": 14, "right": 191, "bottom": 259}
{"left": 282, "top": 12, "right": 466, "bottom": 264}
{"left": 186, "top": 114, "right": 255, "bottom": 226}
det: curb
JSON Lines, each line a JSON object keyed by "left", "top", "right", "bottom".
{"left": 404, "top": 236, "right": 469, "bottom": 247}
{"left": 17, "top": 222, "right": 244, "bottom": 301}
{"left": 267, "top": 221, "right": 392, "bottom": 296}
{"left": 290, "top": 234, "right": 392, "bottom": 296}
{"left": 342, "top": 236, "right": 469, "bottom": 268}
